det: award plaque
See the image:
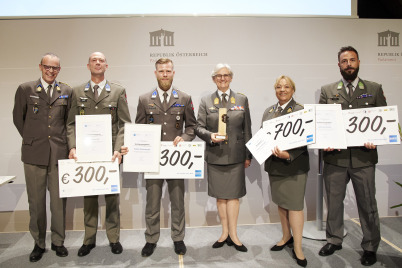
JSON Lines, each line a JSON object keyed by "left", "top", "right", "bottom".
{"left": 216, "top": 108, "right": 228, "bottom": 140}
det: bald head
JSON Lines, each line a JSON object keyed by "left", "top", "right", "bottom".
{"left": 87, "top": 51, "right": 108, "bottom": 79}
{"left": 88, "top": 52, "right": 107, "bottom": 63}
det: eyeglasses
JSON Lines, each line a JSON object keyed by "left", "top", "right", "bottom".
{"left": 41, "top": 64, "right": 61, "bottom": 71}
{"left": 215, "top": 74, "right": 231, "bottom": 79}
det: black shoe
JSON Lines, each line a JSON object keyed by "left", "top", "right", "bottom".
{"left": 234, "top": 243, "right": 248, "bottom": 252}
{"left": 110, "top": 242, "right": 123, "bottom": 254}
{"left": 318, "top": 243, "right": 342, "bottom": 256}
{"left": 212, "top": 237, "right": 228, "bottom": 248}
{"left": 51, "top": 243, "right": 68, "bottom": 257}
{"left": 361, "top": 250, "right": 377, "bottom": 266}
{"left": 292, "top": 249, "right": 307, "bottom": 267}
{"left": 227, "top": 236, "right": 247, "bottom": 252}
{"left": 77, "top": 244, "right": 95, "bottom": 257}
{"left": 226, "top": 235, "right": 234, "bottom": 246}
{"left": 271, "top": 237, "right": 294, "bottom": 251}
{"left": 141, "top": 242, "right": 156, "bottom": 257}
{"left": 174, "top": 241, "right": 187, "bottom": 255}
{"left": 29, "top": 244, "right": 45, "bottom": 262}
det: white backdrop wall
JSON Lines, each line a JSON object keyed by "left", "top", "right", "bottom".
{"left": 0, "top": 17, "right": 401, "bottom": 232}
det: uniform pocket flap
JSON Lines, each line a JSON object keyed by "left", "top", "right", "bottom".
{"left": 79, "top": 102, "right": 91, "bottom": 109}
{"left": 22, "top": 137, "right": 34, "bottom": 145}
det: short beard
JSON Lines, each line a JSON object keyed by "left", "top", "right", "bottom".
{"left": 340, "top": 66, "right": 359, "bottom": 81}
{"left": 158, "top": 80, "right": 172, "bottom": 91}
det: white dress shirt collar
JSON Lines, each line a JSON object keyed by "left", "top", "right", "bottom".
{"left": 157, "top": 86, "right": 172, "bottom": 103}
{"left": 90, "top": 79, "right": 107, "bottom": 94}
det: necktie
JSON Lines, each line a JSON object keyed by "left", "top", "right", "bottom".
{"left": 47, "top": 85, "right": 52, "bottom": 102}
{"left": 93, "top": 85, "right": 99, "bottom": 102}
{"left": 163, "top": 92, "right": 169, "bottom": 110}
{"left": 221, "top": 93, "right": 228, "bottom": 107}
{"left": 273, "top": 106, "right": 283, "bottom": 118}
{"left": 347, "top": 83, "right": 354, "bottom": 99}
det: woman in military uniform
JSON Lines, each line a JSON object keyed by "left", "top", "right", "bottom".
{"left": 195, "top": 63, "right": 252, "bottom": 252}
{"left": 261, "top": 75, "right": 309, "bottom": 267}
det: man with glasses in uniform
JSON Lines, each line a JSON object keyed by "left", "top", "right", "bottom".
{"left": 13, "top": 53, "right": 72, "bottom": 262}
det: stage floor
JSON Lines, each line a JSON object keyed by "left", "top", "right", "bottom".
{"left": 0, "top": 217, "right": 401, "bottom": 267}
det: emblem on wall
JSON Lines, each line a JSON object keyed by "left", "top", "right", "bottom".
{"left": 378, "top": 30, "right": 400, "bottom": 47}
{"left": 150, "top": 28, "right": 175, "bottom": 47}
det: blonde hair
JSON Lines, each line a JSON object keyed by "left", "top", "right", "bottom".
{"left": 155, "top": 58, "right": 174, "bottom": 69}
{"left": 274, "top": 75, "right": 296, "bottom": 92}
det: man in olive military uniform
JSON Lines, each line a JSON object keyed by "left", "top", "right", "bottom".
{"left": 66, "top": 52, "right": 131, "bottom": 257}
{"left": 13, "top": 53, "right": 72, "bottom": 262}
{"left": 318, "top": 46, "right": 387, "bottom": 266}
{"left": 135, "top": 58, "right": 196, "bottom": 257}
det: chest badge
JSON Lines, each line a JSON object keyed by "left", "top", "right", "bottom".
{"left": 33, "top": 103, "right": 39, "bottom": 114}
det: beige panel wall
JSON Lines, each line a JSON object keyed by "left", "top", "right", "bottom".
{"left": 1, "top": 16, "right": 401, "bottom": 232}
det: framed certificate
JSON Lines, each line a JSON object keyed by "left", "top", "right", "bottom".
{"left": 123, "top": 123, "right": 161, "bottom": 172}
{"left": 307, "top": 104, "right": 347, "bottom": 149}
{"left": 76, "top": 114, "right": 113, "bottom": 162}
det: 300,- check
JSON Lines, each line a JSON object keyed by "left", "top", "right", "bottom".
{"left": 58, "top": 159, "right": 120, "bottom": 198}
{"left": 145, "top": 141, "right": 205, "bottom": 179}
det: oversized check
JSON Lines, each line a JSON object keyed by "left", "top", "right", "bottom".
{"left": 145, "top": 142, "right": 205, "bottom": 179}
{"left": 307, "top": 104, "right": 347, "bottom": 149}
{"left": 262, "top": 107, "right": 315, "bottom": 151}
{"left": 343, "top": 105, "right": 400, "bottom": 146}
{"left": 76, "top": 114, "right": 112, "bottom": 162}
{"left": 58, "top": 159, "right": 120, "bottom": 198}
{"left": 123, "top": 124, "right": 161, "bottom": 172}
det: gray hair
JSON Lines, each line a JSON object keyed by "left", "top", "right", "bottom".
{"left": 211, "top": 63, "right": 233, "bottom": 78}
{"left": 40, "top": 53, "right": 60, "bottom": 65}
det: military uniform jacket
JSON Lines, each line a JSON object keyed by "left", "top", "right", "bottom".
{"left": 262, "top": 99, "right": 309, "bottom": 176}
{"left": 13, "top": 79, "right": 72, "bottom": 166}
{"left": 67, "top": 81, "right": 131, "bottom": 152}
{"left": 195, "top": 90, "right": 252, "bottom": 165}
{"left": 135, "top": 88, "right": 196, "bottom": 142}
{"left": 319, "top": 78, "right": 387, "bottom": 168}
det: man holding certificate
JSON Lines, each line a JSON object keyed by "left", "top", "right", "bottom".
{"left": 318, "top": 46, "right": 387, "bottom": 266}
{"left": 13, "top": 53, "right": 72, "bottom": 262}
{"left": 66, "top": 52, "right": 131, "bottom": 257}
{"left": 135, "top": 58, "right": 196, "bottom": 257}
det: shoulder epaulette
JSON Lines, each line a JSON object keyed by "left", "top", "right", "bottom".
{"left": 108, "top": 81, "right": 124, "bottom": 87}
{"left": 58, "top": 81, "right": 71, "bottom": 87}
